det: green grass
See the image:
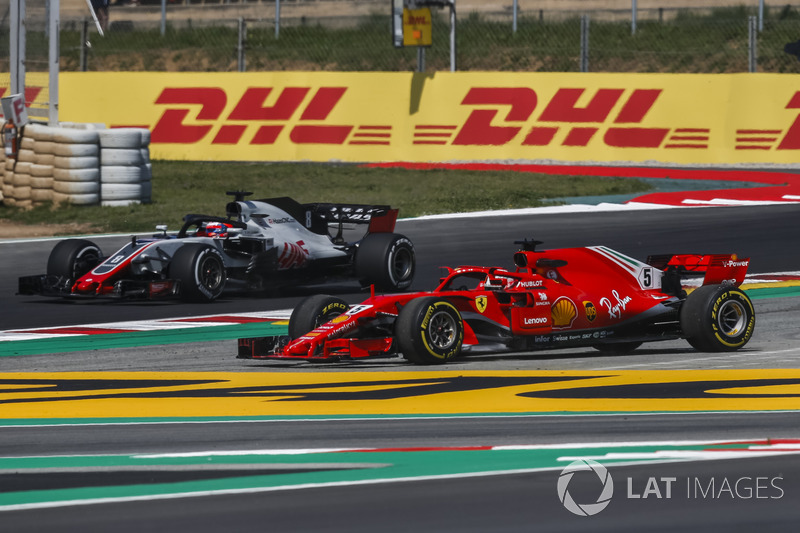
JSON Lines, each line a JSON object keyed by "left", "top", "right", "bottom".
{"left": 0, "top": 162, "right": 651, "bottom": 235}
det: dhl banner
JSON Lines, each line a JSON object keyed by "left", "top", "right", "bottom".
{"left": 46, "top": 72, "right": 800, "bottom": 164}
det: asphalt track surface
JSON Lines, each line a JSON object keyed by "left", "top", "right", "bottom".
{"left": 2, "top": 204, "right": 800, "bottom": 532}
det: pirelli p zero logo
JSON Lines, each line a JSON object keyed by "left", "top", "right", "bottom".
{"left": 146, "top": 86, "right": 800, "bottom": 150}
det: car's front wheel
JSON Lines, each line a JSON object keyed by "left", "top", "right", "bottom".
{"left": 288, "top": 295, "right": 349, "bottom": 339}
{"left": 680, "top": 284, "right": 755, "bottom": 351}
{"left": 170, "top": 244, "right": 227, "bottom": 302}
{"left": 47, "top": 239, "right": 102, "bottom": 280}
{"left": 395, "top": 297, "right": 463, "bottom": 365}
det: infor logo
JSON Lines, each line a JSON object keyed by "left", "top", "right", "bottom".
{"left": 557, "top": 459, "right": 614, "bottom": 516}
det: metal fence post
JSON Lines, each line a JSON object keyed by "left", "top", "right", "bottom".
{"left": 450, "top": 0, "right": 457, "bottom": 71}
{"left": 512, "top": 0, "right": 518, "bottom": 34}
{"left": 49, "top": 0, "right": 60, "bottom": 125}
{"left": 580, "top": 14, "right": 590, "bottom": 73}
{"left": 748, "top": 15, "right": 757, "bottom": 72}
{"left": 80, "top": 19, "right": 89, "bottom": 72}
{"left": 631, "top": 0, "right": 637, "bottom": 35}
{"left": 276, "top": 0, "right": 281, "bottom": 39}
{"left": 237, "top": 17, "right": 247, "bottom": 72}
{"left": 161, "top": 0, "right": 166, "bottom": 36}
{"left": 10, "top": 0, "right": 25, "bottom": 96}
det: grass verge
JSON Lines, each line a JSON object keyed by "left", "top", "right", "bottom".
{"left": 0, "top": 161, "right": 651, "bottom": 235}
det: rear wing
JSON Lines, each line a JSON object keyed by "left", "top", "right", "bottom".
{"left": 647, "top": 253, "right": 750, "bottom": 287}
{"left": 243, "top": 197, "right": 399, "bottom": 235}
{"left": 305, "top": 203, "right": 398, "bottom": 233}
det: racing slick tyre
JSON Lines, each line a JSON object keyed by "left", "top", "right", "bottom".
{"left": 46, "top": 239, "right": 102, "bottom": 280}
{"left": 355, "top": 233, "right": 415, "bottom": 292}
{"left": 288, "top": 295, "right": 350, "bottom": 339}
{"left": 680, "top": 284, "right": 755, "bottom": 352}
{"left": 170, "top": 244, "right": 227, "bottom": 303}
{"left": 395, "top": 297, "right": 463, "bottom": 365}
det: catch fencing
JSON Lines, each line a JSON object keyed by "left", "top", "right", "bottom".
{"left": 47, "top": 2, "right": 800, "bottom": 73}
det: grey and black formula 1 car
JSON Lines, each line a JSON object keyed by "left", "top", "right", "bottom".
{"left": 18, "top": 192, "right": 416, "bottom": 302}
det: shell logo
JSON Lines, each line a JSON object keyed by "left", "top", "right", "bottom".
{"left": 551, "top": 297, "right": 578, "bottom": 329}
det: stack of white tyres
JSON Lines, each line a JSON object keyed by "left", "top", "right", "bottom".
{"left": 11, "top": 129, "right": 39, "bottom": 209}
{"left": 48, "top": 124, "right": 101, "bottom": 206}
{"left": 30, "top": 127, "right": 57, "bottom": 206}
{"left": 99, "top": 128, "right": 151, "bottom": 206}
{"left": 1, "top": 154, "right": 12, "bottom": 205}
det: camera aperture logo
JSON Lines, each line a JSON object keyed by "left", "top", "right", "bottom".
{"left": 557, "top": 459, "right": 614, "bottom": 516}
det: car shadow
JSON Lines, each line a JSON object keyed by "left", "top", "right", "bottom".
{"left": 237, "top": 346, "right": 733, "bottom": 369}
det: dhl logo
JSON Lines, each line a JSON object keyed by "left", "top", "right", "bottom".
{"left": 145, "top": 86, "right": 800, "bottom": 150}
{"left": 150, "top": 87, "right": 389, "bottom": 146}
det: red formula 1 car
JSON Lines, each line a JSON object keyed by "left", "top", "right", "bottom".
{"left": 238, "top": 240, "right": 756, "bottom": 364}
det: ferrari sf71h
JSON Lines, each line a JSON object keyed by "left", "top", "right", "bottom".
{"left": 18, "top": 192, "right": 415, "bottom": 302}
{"left": 239, "top": 240, "right": 755, "bottom": 364}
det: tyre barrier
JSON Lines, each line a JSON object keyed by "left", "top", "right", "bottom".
{"left": 53, "top": 142, "right": 99, "bottom": 158}
{"left": 11, "top": 168, "right": 32, "bottom": 209}
{"left": 1, "top": 157, "right": 13, "bottom": 205}
{"left": 1, "top": 123, "right": 152, "bottom": 208}
{"left": 99, "top": 127, "right": 152, "bottom": 206}
{"left": 17, "top": 148, "right": 36, "bottom": 164}
{"left": 31, "top": 138, "right": 56, "bottom": 207}
{"left": 51, "top": 191, "right": 101, "bottom": 206}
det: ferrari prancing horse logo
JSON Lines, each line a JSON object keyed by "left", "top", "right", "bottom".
{"left": 475, "top": 295, "right": 488, "bottom": 313}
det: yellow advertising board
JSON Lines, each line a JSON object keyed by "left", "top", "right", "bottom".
{"left": 54, "top": 72, "right": 800, "bottom": 165}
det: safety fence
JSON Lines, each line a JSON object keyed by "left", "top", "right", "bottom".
{"left": 2, "top": 3, "right": 799, "bottom": 75}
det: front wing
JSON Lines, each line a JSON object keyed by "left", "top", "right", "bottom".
{"left": 18, "top": 274, "right": 180, "bottom": 300}
{"left": 237, "top": 335, "right": 396, "bottom": 361}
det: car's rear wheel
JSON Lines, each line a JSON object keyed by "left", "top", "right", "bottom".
{"left": 288, "top": 295, "right": 349, "bottom": 339}
{"left": 395, "top": 297, "right": 463, "bottom": 365}
{"left": 47, "top": 239, "right": 102, "bottom": 280}
{"left": 680, "top": 284, "right": 755, "bottom": 351}
{"left": 355, "top": 233, "right": 415, "bottom": 292}
{"left": 170, "top": 244, "right": 226, "bottom": 302}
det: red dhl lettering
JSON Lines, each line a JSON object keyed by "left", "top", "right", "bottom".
{"left": 0, "top": 87, "right": 43, "bottom": 106}
{"left": 145, "top": 86, "right": 800, "bottom": 150}
{"left": 406, "top": 15, "right": 429, "bottom": 25}
{"left": 151, "top": 86, "right": 352, "bottom": 145}
{"left": 453, "top": 87, "right": 668, "bottom": 148}
{"left": 778, "top": 91, "right": 800, "bottom": 150}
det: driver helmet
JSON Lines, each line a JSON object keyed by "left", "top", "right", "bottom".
{"left": 205, "top": 222, "right": 229, "bottom": 238}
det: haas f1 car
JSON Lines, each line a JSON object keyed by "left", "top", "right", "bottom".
{"left": 239, "top": 240, "right": 755, "bottom": 364}
{"left": 18, "top": 192, "right": 415, "bottom": 302}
